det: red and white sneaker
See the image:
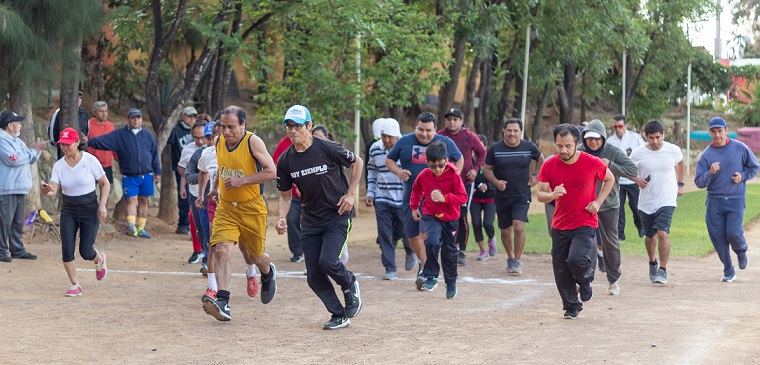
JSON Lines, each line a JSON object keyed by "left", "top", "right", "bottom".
{"left": 202, "top": 288, "right": 217, "bottom": 301}
{"left": 247, "top": 276, "right": 259, "bottom": 297}
{"left": 95, "top": 252, "right": 107, "bottom": 281}
{"left": 65, "top": 284, "right": 82, "bottom": 297}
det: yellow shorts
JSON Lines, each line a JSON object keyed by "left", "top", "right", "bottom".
{"left": 210, "top": 197, "right": 268, "bottom": 257}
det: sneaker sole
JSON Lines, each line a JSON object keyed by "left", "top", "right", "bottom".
{"left": 653, "top": 278, "right": 667, "bottom": 284}
{"left": 446, "top": 289, "right": 457, "bottom": 299}
{"left": 261, "top": 263, "right": 277, "bottom": 304}
{"left": 247, "top": 277, "right": 259, "bottom": 297}
{"left": 721, "top": 275, "right": 736, "bottom": 282}
{"left": 189, "top": 255, "right": 202, "bottom": 264}
{"left": 202, "top": 299, "right": 231, "bottom": 321}
{"left": 563, "top": 314, "right": 577, "bottom": 320}
{"left": 323, "top": 318, "right": 350, "bottom": 330}
{"left": 346, "top": 282, "right": 362, "bottom": 318}
{"left": 422, "top": 283, "right": 438, "bottom": 292}
{"left": 65, "top": 292, "right": 82, "bottom": 297}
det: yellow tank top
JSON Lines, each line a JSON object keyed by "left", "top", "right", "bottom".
{"left": 216, "top": 131, "right": 264, "bottom": 204}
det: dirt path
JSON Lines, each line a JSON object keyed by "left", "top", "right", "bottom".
{"left": 3, "top": 190, "right": 760, "bottom": 364}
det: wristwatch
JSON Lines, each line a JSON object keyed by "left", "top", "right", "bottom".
{"left": 677, "top": 182, "right": 685, "bottom": 187}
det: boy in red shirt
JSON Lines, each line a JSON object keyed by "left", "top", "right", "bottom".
{"left": 537, "top": 124, "right": 614, "bottom": 319}
{"left": 410, "top": 141, "right": 467, "bottom": 298}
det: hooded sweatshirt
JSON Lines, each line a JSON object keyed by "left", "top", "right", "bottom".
{"left": 437, "top": 125, "right": 486, "bottom": 184}
{"left": 410, "top": 161, "right": 468, "bottom": 221}
{"left": 578, "top": 119, "right": 638, "bottom": 212}
{"left": 0, "top": 130, "right": 40, "bottom": 195}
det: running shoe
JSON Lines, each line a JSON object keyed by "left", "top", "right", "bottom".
{"left": 200, "top": 264, "right": 208, "bottom": 276}
{"left": 446, "top": 283, "right": 457, "bottom": 299}
{"left": 404, "top": 252, "right": 418, "bottom": 271}
{"left": 415, "top": 275, "right": 425, "bottom": 291}
{"left": 202, "top": 296, "right": 231, "bottom": 321}
{"left": 597, "top": 253, "right": 605, "bottom": 273}
{"left": 738, "top": 252, "right": 749, "bottom": 270}
{"left": 95, "top": 252, "right": 107, "bottom": 281}
{"left": 126, "top": 224, "right": 138, "bottom": 237}
{"left": 457, "top": 252, "right": 466, "bottom": 266}
{"left": 648, "top": 259, "right": 659, "bottom": 283}
{"left": 383, "top": 271, "right": 397, "bottom": 280}
{"left": 488, "top": 237, "right": 497, "bottom": 256}
{"left": 721, "top": 272, "right": 736, "bottom": 283}
{"left": 202, "top": 288, "right": 217, "bottom": 301}
{"left": 607, "top": 280, "right": 620, "bottom": 296}
{"left": 421, "top": 277, "right": 438, "bottom": 292}
{"left": 507, "top": 257, "right": 523, "bottom": 274}
{"left": 579, "top": 282, "right": 593, "bottom": 302}
{"left": 653, "top": 268, "right": 668, "bottom": 284}
{"left": 323, "top": 315, "right": 350, "bottom": 330}
{"left": 137, "top": 229, "right": 151, "bottom": 239}
{"left": 247, "top": 275, "right": 259, "bottom": 297}
{"left": 188, "top": 251, "right": 202, "bottom": 264}
{"left": 260, "top": 263, "right": 277, "bottom": 304}
{"left": 563, "top": 308, "right": 580, "bottom": 319}
{"left": 343, "top": 280, "right": 362, "bottom": 318}
{"left": 65, "top": 284, "right": 82, "bottom": 297}
{"left": 477, "top": 251, "right": 488, "bottom": 261}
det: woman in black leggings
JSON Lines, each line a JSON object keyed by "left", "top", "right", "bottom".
{"left": 41, "top": 127, "right": 110, "bottom": 297}
{"left": 471, "top": 134, "right": 497, "bottom": 261}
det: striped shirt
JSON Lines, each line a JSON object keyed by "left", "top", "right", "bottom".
{"left": 366, "top": 139, "right": 404, "bottom": 207}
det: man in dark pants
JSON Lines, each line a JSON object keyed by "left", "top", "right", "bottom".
{"left": 606, "top": 114, "right": 645, "bottom": 240}
{"left": 167, "top": 106, "right": 198, "bottom": 234}
{"left": 437, "top": 108, "right": 486, "bottom": 266}
{"left": 695, "top": 117, "right": 759, "bottom": 282}
{"left": 537, "top": 124, "right": 613, "bottom": 319}
{"left": 275, "top": 105, "right": 363, "bottom": 330}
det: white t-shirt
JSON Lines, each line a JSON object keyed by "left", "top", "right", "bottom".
{"left": 178, "top": 142, "right": 199, "bottom": 169}
{"left": 607, "top": 130, "right": 645, "bottom": 185}
{"left": 629, "top": 142, "right": 683, "bottom": 214}
{"left": 198, "top": 146, "right": 218, "bottom": 181}
{"left": 51, "top": 152, "right": 106, "bottom": 196}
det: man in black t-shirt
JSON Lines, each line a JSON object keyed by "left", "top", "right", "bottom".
{"left": 274, "top": 105, "right": 364, "bottom": 330}
{"left": 483, "top": 118, "right": 544, "bottom": 275}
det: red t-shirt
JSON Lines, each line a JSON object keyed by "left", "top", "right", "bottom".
{"left": 537, "top": 152, "right": 607, "bottom": 230}
{"left": 87, "top": 119, "right": 117, "bottom": 167}
{"left": 272, "top": 136, "right": 300, "bottom": 199}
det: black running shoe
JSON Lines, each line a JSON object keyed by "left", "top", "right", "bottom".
{"left": 563, "top": 308, "right": 580, "bottom": 319}
{"left": 202, "top": 296, "right": 231, "bottom": 322}
{"left": 579, "top": 283, "right": 593, "bottom": 302}
{"left": 260, "top": 263, "right": 277, "bottom": 304}
{"left": 323, "top": 315, "right": 350, "bottom": 330}
{"left": 343, "top": 280, "right": 362, "bottom": 318}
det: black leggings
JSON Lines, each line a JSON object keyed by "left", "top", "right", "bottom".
{"left": 61, "top": 191, "right": 100, "bottom": 263}
{"left": 469, "top": 201, "right": 495, "bottom": 242}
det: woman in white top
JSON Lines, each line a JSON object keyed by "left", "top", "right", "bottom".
{"left": 41, "top": 128, "right": 110, "bottom": 297}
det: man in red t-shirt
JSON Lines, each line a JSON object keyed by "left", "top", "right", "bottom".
{"left": 537, "top": 124, "right": 614, "bottom": 320}
{"left": 87, "top": 101, "right": 117, "bottom": 184}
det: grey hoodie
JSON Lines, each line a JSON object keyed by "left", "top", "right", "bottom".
{"left": 0, "top": 130, "right": 40, "bottom": 195}
{"left": 578, "top": 119, "right": 637, "bottom": 212}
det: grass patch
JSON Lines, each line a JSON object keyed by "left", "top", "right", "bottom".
{"left": 464, "top": 184, "right": 760, "bottom": 257}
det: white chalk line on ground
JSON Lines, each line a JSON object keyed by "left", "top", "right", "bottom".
{"left": 77, "top": 268, "right": 556, "bottom": 286}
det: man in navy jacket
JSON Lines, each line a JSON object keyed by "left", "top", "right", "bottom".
{"left": 88, "top": 108, "right": 162, "bottom": 238}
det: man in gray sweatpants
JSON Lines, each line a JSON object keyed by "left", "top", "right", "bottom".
{"left": 579, "top": 119, "right": 638, "bottom": 296}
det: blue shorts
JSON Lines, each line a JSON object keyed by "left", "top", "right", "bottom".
{"left": 402, "top": 203, "right": 426, "bottom": 238}
{"left": 122, "top": 174, "right": 155, "bottom": 198}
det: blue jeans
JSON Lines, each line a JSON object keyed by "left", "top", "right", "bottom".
{"left": 189, "top": 194, "right": 209, "bottom": 265}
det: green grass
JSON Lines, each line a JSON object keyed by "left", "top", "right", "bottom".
{"left": 464, "top": 184, "right": 760, "bottom": 258}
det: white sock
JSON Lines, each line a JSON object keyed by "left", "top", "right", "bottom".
{"left": 597, "top": 249, "right": 604, "bottom": 256}
{"left": 208, "top": 273, "right": 217, "bottom": 291}
{"left": 246, "top": 264, "right": 257, "bottom": 278}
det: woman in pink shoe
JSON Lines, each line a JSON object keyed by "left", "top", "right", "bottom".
{"left": 41, "top": 128, "right": 110, "bottom": 297}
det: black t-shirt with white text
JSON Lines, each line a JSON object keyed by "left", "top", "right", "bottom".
{"left": 277, "top": 137, "right": 356, "bottom": 226}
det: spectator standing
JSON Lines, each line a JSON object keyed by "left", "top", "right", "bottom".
{"left": 87, "top": 101, "right": 117, "bottom": 184}
{"left": 167, "top": 106, "right": 198, "bottom": 234}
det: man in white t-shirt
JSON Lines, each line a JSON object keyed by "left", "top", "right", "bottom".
{"left": 607, "top": 114, "right": 646, "bottom": 240}
{"left": 178, "top": 122, "right": 207, "bottom": 264}
{"left": 629, "top": 120, "right": 684, "bottom": 285}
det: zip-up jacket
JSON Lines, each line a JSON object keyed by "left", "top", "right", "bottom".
{"left": 88, "top": 125, "right": 162, "bottom": 177}
{"left": 410, "top": 161, "right": 467, "bottom": 221}
{"left": 0, "top": 130, "right": 41, "bottom": 195}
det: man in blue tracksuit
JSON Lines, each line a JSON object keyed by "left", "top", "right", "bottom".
{"left": 694, "top": 117, "right": 759, "bottom": 282}
{"left": 87, "top": 108, "right": 162, "bottom": 238}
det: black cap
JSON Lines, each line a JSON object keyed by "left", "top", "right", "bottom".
{"left": 78, "top": 91, "right": 83, "bottom": 98}
{"left": 127, "top": 108, "right": 143, "bottom": 118}
{"left": 443, "top": 108, "right": 463, "bottom": 120}
{"left": 0, "top": 111, "right": 25, "bottom": 129}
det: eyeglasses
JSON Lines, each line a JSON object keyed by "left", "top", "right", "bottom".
{"left": 192, "top": 136, "right": 203, "bottom": 140}
{"left": 284, "top": 124, "right": 305, "bottom": 131}
{"left": 614, "top": 125, "right": 626, "bottom": 129}
{"left": 428, "top": 163, "right": 446, "bottom": 170}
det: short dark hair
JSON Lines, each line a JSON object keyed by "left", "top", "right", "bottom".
{"left": 221, "top": 105, "right": 246, "bottom": 124}
{"left": 416, "top": 112, "right": 436, "bottom": 124}
{"left": 426, "top": 141, "right": 447, "bottom": 162}
{"left": 477, "top": 134, "right": 488, "bottom": 147}
{"left": 553, "top": 123, "right": 580, "bottom": 143}
{"left": 192, "top": 122, "right": 206, "bottom": 133}
{"left": 644, "top": 120, "right": 664, "bottom": 136}
{"left": 312, "top": 124, "right": 335, "bottom": 141}
{"left": 613, "top": 114, "right": 627, "bottom": 124}
{"left": 504, "top": 118, "right": 523, "bottom": 131}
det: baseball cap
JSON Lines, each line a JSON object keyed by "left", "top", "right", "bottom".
{"left": 584, "top": 131, "right": 602, "bottom": 139}
{"left": 381, "top": 118, "right": 402, "bottom": 138}
{"left": 372, "top": 118, "right": 386, "bottom": 139}
{"left": 77, "top": 91, "right": 83, "bottom": 98}
{"left": 203, "top": 122, "right": 215, "bottom": 137}
{"left": 57, "top": 127, "right": 79, "bottom": 144}
{"left": 127, "top": 108, "right": 143, "bottom": 118}
{"left": 183, "top": 106, "right": 198, "bottom": 116}
{"left": 708, "top": 117, "right": 727, "bottom": 130}
{"left": 443, "top": 108, "right": 463, "bottom": 119}
{"left": 0, "top": 111, "right": 25, "bottom": 129}
{"left": 282, "top": 105, "right": 312, "bottom": 125}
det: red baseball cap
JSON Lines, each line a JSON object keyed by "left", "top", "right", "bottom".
{"left": 57, "top": 127, "right": 79, "bottom": 144}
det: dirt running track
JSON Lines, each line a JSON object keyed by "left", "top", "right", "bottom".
{"left": 3, "top": 207, "right": 760, "bottom": 365}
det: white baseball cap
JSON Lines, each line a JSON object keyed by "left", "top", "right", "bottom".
{"left": 282, "top": 105, "right": 312, "bottom": 125}
{"left": 381, "top": 118, "right": 402, "bottom": 138}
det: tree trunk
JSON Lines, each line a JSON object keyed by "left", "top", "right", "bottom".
{"left": 204, "top": 49, "right": 218, "bottom": 114}
{"left": 557, "top": 60, "right": 576, "bottom": 125}
{"left": 579, "top": 72, "right": 587, "bottom": 123}
{"left": 81, "top": 32, "right": 106, "bottom": 99}
{"left": 437, "top": 37, "right": 466, "bottom": 127}
{"left": 463, "top": 57, "right": 482, "bottom": 132}
{"left": 60, "top": 32, "right": 84, "bottom": 132}
{"left": 492, "top": 32, "right": 522, "bottom": 142}
{"left": 157, "top": 148, "right": 177, "bottom": 223}
{"left": 512, "top": 74, "right": 522, "bottom": 118}
{"left": 531, "top": 81, "right": 550, "bottom": 143}
{"left": 476, "top": 57, "right": 493, "bottom": 142}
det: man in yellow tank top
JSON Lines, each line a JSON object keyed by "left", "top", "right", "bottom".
{"left": 201, "top": 105, "right": 277, "bottom": 322}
